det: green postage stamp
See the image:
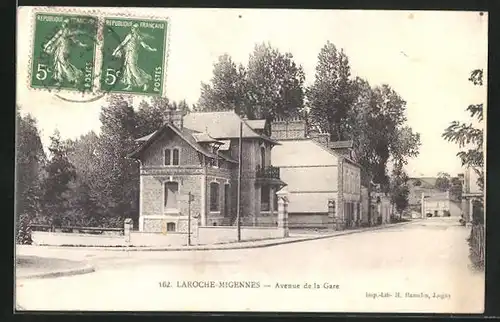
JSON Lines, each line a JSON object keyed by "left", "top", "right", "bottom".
{"left": 29, "top": 11, "right": 169, "bottom": 98}
{"left": 30, "top": 13, "right": 98, "bottom": 92}
{"left": 100, "top": 18, "right": 168, "bottom": 96}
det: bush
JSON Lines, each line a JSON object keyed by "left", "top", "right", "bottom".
{"left": 16, "top": 214, "right": 33, "bottom": 245}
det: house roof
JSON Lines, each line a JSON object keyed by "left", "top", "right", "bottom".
{"left": 246, "top": 119, "right": 267, "bottom": 130}
{"left": 328, "top": 140, "right": 354, "bottom": 149}
{"left": 272, "top": 138, "right": 360, "bottom": 168}
{"left": 408, "top": 177, "right": 438, "bottom": 189}
{"left": 272, "top": 139, "right": 339, "bottom": 167}
{"left": 192, "top": 132, "right": 224, "bottom": 144}
{"left": 136, "top": 131, "right": 157, "bottom": 142}
{"left": 183, "top": 111, "right": 279, "bottom": 145}
{"left": 309, "top": 139, "right": 360, "bottom": 168}
{"left": 128, "top": 123, "right": 237, "bottom": 163}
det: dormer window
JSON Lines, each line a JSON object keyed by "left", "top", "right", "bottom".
{"left": 164, "top": 148, "right": 180, "bottom": 166}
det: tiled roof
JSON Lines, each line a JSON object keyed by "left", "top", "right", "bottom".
{"left": 136, "top": 131, "right": 157, "bottom": 141}
{"left": 192, "top": 132, "right": 224, "bottom": 144}
{"left": 128, "top": 123, "right": 237, "bottom": 163}
{"left": 183, "top": 111, "right": 279, "bottom": 144}
{"left": 272, "top": 138, "right": 360, "bottom": 168}
{"left": 328, "top": 140, "right": 354, "bottom": 149}
{"left": 272, "top": 139, "right": 339, "bottom": 167}
{"left": 408, "top": 177, "right": 438, "bottom": 189}
{"left": 246, "top": 119, "right": 267, "bottom": 130}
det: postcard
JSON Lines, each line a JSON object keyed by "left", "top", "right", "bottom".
{"left": 15, "top": 7, "right": 486, "bottom": 313}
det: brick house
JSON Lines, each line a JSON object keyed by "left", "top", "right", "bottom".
{"left": 128, "top": 110, "right": 285, "bottom": 233}
{"left": 270, "top": 116, "right": 363, "bottom": 229}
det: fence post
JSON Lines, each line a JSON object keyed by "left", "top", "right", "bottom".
{"left": 124, "top": 218, "right": 133, "bottom": 243}
{"left": 276, "top": 189, "right": 289, "bottom": 238}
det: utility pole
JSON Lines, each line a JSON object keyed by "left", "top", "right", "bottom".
{"left": 236, "top": 120, "right": 243, "bottom": 242}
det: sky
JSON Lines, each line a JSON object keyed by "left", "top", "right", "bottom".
{"left": 17, "top": 7, "right": 488, "bottom": 178}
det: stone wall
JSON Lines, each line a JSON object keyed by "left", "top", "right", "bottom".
{"left": 142, "top": 216, "right": 197, "bottom": 233}
{"left": 288, "top": 213, "right": 331, "bottom": 228}
{"left": 32, "top": 232, "right": 126, "bottom": 247}
{"left": 197, "top": 226, "right": 285, "bottom": 245}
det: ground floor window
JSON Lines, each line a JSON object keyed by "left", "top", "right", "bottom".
{"left": 261, "top": 186, "right": 270, "bottom": 211}
{"left": 210, "top": 182, "right": 220, "bottom": 211}
{"left": 164, "top": 182, "right": 179, "bottom": 211}
{"left": 166, "top": 222, "right": 176, "bottom": 231}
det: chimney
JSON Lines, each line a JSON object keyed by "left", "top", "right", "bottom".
{"left": 270, "top": 114, "right": 307, "bottom": 140}
{"left": 165, "top": 107, "right": 183, "bottom": 129}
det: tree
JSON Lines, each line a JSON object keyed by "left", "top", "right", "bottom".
{"left": 389, "top": 162, "right": 410, "bottom": 217}
{"left": 246, "top": 43, "right": 305, "bottom": 120}
{"left": 65, "top": 132, "right": 104, "bottom": 226}
{"left": 93, "top": 95, "right": 139, "bottom": 226}
{"left": 443, "top": 69, "right": 485, "bottom": 270}
{"left": 307, "top": 41, "right": 354, "bottom": 141}
{"left": 169, "top": 99, "right": 190, "bottom": 115}
{"left": 135, "top": 97, "right": 170, "bottom": 137}
{"left": 198, "top": 44, "right": 305, "bottom": 121}
{"left": 442, "top": 68, "right": 484, "bottom": 192}
{"left": 15, "top": 109, "right": 46, "bottom": 222}
{"left": 41, "top": 130, "right": 77, "bottom": 226}
{"left": 368, "top": 84, "right": 414, "bottom": 188}
{"left": 435, "top": 172, "right": 452, "bottom": 191}
{"left": 306, "top": 44, "right": 420, "bottom": 187}
{"left": 391, "top": 126, "right": 421, "bottom": 166}
{"left": 198, "top": 54, "right": 248, "bottom": 115}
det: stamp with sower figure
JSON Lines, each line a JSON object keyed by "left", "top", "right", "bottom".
{"left": 100, "top": 17, "right": 168, "bottom": 96}
{"left": 30, "top": 13, "right": 98, "bottom": 93}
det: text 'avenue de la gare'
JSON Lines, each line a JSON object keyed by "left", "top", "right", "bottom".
{"left": 159, "top": 281, "right": 340, "bottom": 290}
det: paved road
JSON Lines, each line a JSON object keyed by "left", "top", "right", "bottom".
{"left": 15, "top": 218, "right": 484, "bottom": 313}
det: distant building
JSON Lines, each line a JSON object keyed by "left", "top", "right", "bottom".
{"left": 129, "top": 110, "right": 285, "bottom": 233}
{"left": 421, "top": 191, "right": 461, "bottom": 217}
{"left": 461, "top": 166, "right": 484, "bottom": 223}
{"left": 270, "top": 115, "right": 362, "bottom": 229}
{"left": 408, "top": 176, "right": 462, "bottom": 218}
{"left": 407, "top": 177, "right": 439, "bottom": 212}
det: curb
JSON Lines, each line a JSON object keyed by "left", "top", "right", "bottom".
{"left": 17, "top": 264, "right": 95, "bottom": 280}
{"left": 33, "top": 221, "right": 413, "bottom": 252}
{"left": 142, "top": 221, "right": 414, "bottom": 251}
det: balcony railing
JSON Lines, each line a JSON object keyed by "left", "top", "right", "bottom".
{"left": 256, "top": 165, "right": 280, "bottom": 180}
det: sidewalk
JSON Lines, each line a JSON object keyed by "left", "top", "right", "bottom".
{"left": 16, "top": 255, "right": 95, "bottom": 280}
{"left": 19, "top": 220, "right": 414, "bottom": 253}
